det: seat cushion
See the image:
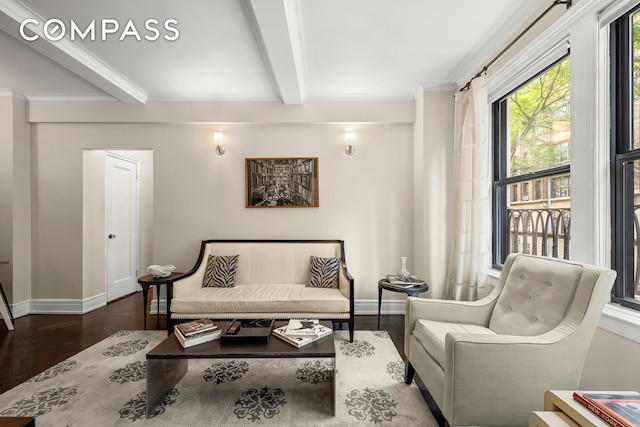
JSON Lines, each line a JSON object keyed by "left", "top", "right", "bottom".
{"left": 413, "top": 319, "right": 497, "bottom": 369}
{"left": 171, "top": 283, "right": 350, "bottom": 314}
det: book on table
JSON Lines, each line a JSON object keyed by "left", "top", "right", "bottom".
{"left": 284, "top": 319, "right": 331, "bottom": 337}
{"left": 175, "top": 319, "right": 217, "bottom": 337}
{"left": 272, "top": 324, "right": 332, "bottom": 348}
{"left": 174, "top": 323, "right": 221, "bottom": 348}
{"left": 385, "top": 275, "right": 426, "bottom": 287}
{"left": 573, "top": 391, "right": 640, "bottom": 427}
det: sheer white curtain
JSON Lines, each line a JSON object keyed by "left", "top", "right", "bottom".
{"left": 445, "top": 75, "right": 491, "bottom": 301}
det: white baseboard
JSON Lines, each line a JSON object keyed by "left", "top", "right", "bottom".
{"left": 10, "top": 300, "right": 31, "bottom": 318}
{"left": 149, "top": 299, "right": 167, "bottom": 315}
{"left": 355, "top": 299, "right": 406, "bottom": 315}
{"left": 20, "top": 293, "right": 107, "bottom": 315}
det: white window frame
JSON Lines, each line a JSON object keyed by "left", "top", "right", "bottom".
{"left": 485, "top": 0, "right": 640, "bottom": 342}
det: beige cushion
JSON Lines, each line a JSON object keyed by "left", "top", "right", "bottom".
{"left": 413, "top": 319, "right": 496, "bottom": 369}
{"left": 171, "top": 283, "right": 349, "bottom": 314}
{"left": 489, "top": 255, "right": 583, "bottom": 336}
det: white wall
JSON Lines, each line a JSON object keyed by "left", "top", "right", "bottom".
{"left": 414, "top": 89, "right": 454, "bottom": 299}
{"left": 0, "top": 96, "right": 12, "bottom": 301}
{"left": 0, "top": 95, "right": 31, "bottom": 313}
{"left": 82, "top": 150, "right": 105, "bottom": 302}
{"left": 581, "top": 328, "right": 640, "bottom": 389}
{"left": 28, "top": 107, "right": 416, "bottom": 308}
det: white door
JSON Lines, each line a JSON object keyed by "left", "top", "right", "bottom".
{"left": 106, "top": 153, "right": 139, "bottom": 302}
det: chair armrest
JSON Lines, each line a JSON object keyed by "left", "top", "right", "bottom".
{"left": 442, "top": 331, "right": 584, "bottom": 425}
{"left": 404, "top": 295, "right": 498, "bottom": 355}
{"left": 338, "top": 260, "right": 355, "bottom": 319}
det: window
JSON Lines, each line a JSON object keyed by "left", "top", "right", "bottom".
{"left": 534, "top": 179, "right": 543, "bottom": 200}
{"left": 492, "top": 56, "right": 571, "bottom": 266}
{"left": 551, "top": 175, "right": 570, "bottom": 198}
{"left": 611, "top": 6, "right": 640, "bottom": 309}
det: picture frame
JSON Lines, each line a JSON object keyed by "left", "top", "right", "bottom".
{"left": 245, "top": 157, "right": 319, "bottom": 208}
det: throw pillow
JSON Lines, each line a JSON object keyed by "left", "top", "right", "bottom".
{"left": 202, "top": 255, "right": 239, "bottom": 288}
{"left": 307, "top": 256, "right": 340, "bottom": 288}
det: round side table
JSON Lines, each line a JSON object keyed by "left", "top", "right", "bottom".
{"left": 377, "top": 278, "right": 428, "bottom": 330}
{"left": 138, "top": 272, "right": 183, "bottom": 329}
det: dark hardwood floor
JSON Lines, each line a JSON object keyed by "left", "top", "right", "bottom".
{"left": 0, "top": 292, "right": 443, "bottom": 425}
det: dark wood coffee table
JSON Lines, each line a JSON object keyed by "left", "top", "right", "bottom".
{"left": 146, "top": 320, "right": 336, "bottom": 417}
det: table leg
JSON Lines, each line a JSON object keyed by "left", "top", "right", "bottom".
{"left": 331, "top": 357, "right": 336, "bottom": 416}
{"left": 156, "top": 284, "right": 161, "bottom": 329}
{"left": 377, "top": 287, "right": 383, "bottom": 330}
{"left": 146, "top": 358, "right": 188, "bottom": 417}
{"left": 141, "top": 284, "right": 149, "bottom": 330}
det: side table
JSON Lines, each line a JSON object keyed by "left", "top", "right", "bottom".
{"left": 528, "top": 390, "right": 610, "bottom": 426}
{"left": 137, "top": 272, "right": 183, "bottom": 329}
{"left": 378, "top": 278, "right": 428, "bottom": 330}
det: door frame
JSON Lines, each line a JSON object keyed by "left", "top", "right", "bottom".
{"left": 105, "top": 151, "right": 140, "bottom": 301}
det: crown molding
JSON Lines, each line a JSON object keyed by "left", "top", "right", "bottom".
{"left": 0, "top": 0, "right": 148, "bottom": 104}
{"left": 451, "top": 0, "right": 547, "bottom": 90}
{"left": 411, "top": 83, "right": 457, "bottom": 99}
{"left": 24, "top": 94, "right": 117, "bottom": 102}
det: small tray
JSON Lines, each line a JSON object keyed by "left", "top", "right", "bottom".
{"left": 221, "top": 319, "right": 275, "bottom": 344}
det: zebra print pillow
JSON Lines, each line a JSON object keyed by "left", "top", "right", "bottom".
{"left": 202, "top": 255, "right": 239, "bottom": 288}
{"left": 307, "top": 256, "right": 340, "bottom": 288}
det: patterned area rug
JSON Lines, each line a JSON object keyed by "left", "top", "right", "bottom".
{"left": 0, "top": 330, "right": 437, "bottom": 426}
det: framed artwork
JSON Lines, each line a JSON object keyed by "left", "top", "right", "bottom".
{"left": 245, "top": 157, "right": 319, "bottom": 208}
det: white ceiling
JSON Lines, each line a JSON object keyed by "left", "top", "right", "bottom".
{"left": 0, "top": 0, "right": 546, "bottom": 104}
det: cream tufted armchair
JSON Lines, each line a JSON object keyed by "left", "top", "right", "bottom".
{"left": 404, "top": 253, "right": 616, "bottom": 427}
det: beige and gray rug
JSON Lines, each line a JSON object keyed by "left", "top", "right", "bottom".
{"left": 0, "top": 330, "right": 437, "bottom": 426}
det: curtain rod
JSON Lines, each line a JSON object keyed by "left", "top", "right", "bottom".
{"left": 459, "top": 0, "right": 572, "bottom": 92}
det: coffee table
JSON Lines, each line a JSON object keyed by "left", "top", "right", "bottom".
{"left": 146, "top": 320, "right": 336, "bottom": 417}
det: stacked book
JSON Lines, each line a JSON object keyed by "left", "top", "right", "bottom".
{"left": 573, "top": 391, "right": 640, "bottom": 427}
{"left": 272, "top": 319, "right": 332, "bottom": 348}
{"left": 386, "top": 275, "right": 426, "bottom": 287}
{"left": 174, "top": 319, "right": 221, "bottom": 348}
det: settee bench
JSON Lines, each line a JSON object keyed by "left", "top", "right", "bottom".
{"left": 167, "top": 239, "right": 355, "bottom": 341}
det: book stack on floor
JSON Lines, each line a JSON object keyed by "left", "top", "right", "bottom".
{"left": 573, "top": 391, "right": 640, "bottom": 427}
{"left": 272, "top": 319, "right": 332, "bottom": 348}
{"left": 174, "top": 319, "right": 221, "bottom": 348}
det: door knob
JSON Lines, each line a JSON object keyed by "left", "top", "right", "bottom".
{"left": 108, "top": 234, "right": 116, "bottom": 239}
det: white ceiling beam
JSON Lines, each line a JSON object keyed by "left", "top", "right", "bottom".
{"left": 248, "top": 0, "right": 306, "bottom": 105}
{"left": 0, "top": 0, "right": 147, "bottom": 104}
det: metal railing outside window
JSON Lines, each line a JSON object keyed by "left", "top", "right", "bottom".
{"left": 507, "top": 208, "right": 570, "bottom": 259}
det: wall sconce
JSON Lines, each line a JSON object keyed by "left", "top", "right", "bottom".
{"left": 213, "top": 132, "right": 225, "bottom": 155}
{"left": 345, "top": 131, "right": 356, "bottom": 155}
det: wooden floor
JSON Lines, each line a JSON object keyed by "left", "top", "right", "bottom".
{"left": 0, "top": 292, "right": 443, "bottom": 425}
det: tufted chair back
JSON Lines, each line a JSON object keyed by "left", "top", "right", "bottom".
{"left": 489, "top": 254, "right": 586, "bottom": 336}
